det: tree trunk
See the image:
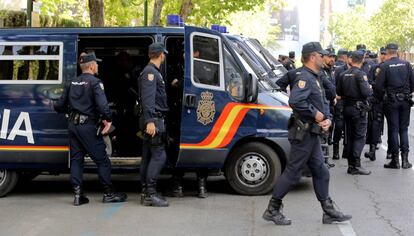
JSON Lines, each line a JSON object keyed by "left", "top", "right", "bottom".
{"left": 88, "top": 0, "right": 105, "bottom": 27}
{"left": 179, "top": 0, "right": 193, "bottom": 21}
{"left": 151, "top": 0, "right": 164, "bottom": 26}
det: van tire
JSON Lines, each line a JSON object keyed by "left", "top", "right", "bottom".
{"left": 225, "top": 142, "right": 282, "bottom": 195}
{"left": 0, "top": 170, "right": 18, "bottom": 197}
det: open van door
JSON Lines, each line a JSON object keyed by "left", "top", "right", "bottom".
{"left": 0, "top": 34, "right": 78, "bottom": 168}
{"left": 177, "top": 26, "right": 254, "bottom": 168}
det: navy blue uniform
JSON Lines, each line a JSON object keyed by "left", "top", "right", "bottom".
{"left": 284, "top": 58, "right": 296, "bottom": 71}
{"left": 336, "top": 67, "right": 372, "bottom": 167}
{"left": 139, "top": 63, "right": 169, "bottom": 193}
{"left": 272, "top": 67, "right": 331, "bottom": 201}
{"left": 54, "top": 73, "right": 113, "bottom": 187}
{"left": 276, "top": 67, "right": 302, "bottom": 92}
{"left": 331, "top": 64, "right": 348, "bottom": 146}
{"left": 374, "top": 57, "right": 414, "bottom": 155}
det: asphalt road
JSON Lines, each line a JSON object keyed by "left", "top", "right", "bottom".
{"left": 1, "top": 111, "right": 414, "bottom": 236}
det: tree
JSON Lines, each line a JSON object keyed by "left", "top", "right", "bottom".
{"left": 369, "top": 0, "right": 414, "bottom": 51}
{"left": 151, "top": 0, "right": 164, "bottom": 26}
{"left": 88, "top": 0, "right": 105, "bottom": 27}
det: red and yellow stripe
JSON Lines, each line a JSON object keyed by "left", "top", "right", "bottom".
{"left": 0, "top": 146, "right": 69, "bottom": 152}
{"left": 180, "top": 103, "right": 291, "bottom": 149}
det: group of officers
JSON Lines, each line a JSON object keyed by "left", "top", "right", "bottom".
{"left": 54, "top": 43, "right": 204, "bottom": 208}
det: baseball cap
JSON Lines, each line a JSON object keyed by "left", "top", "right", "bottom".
{"left": 302, "top": 42, "right": 329, "bottom": 55}
{"left": 350, "top": 50, "right": 364, "bottom": 60}
{"left": 148, "top": 43, "right": 169, "bottom": 55}
{"left": 386, "top": 43, "right": 398, "bottom": 50}
{"left": 79, "top": 52, "right": 102, "bottom": 64}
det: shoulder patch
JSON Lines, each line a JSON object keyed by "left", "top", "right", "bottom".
{"left": 148, "top": 74, "right": 154, "bottom": 81}
{"left": 363, "top": 75, "right": 368, "bottom": 81}
{"left": 375, "top": 68, "right": 381, "bottom": 76}
{"left": 298, "top": 80, "right": 306, "bottom": 89}
{"left": 99, "top": 82, "right": 104, "bottom": 90}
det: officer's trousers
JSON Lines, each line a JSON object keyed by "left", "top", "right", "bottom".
{"left": 272, "top": 132, "right": 330, "bottom": 201}
{"left": 366, "top": 102, "right": 384, "bottom": 145}
{"left": 68, "top": 123, "right": 112, "bottom": 187}
{"left": 332, "top": 100, "right": 344, "bottom": 144}
{"left": 140, "top": 138, "right": 167, "bottom": 192}
{"left": 343, "top": 106, "right": 367, "bottom": 165}
{"left": 384, "top": 101, "right": 411, "bottom": 154}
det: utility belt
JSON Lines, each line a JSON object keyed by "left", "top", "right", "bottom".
{"left": 287, "top": 115, "right": 325, "bottom": 141}
{"left": 344, "top": 100, "right": 371, "bottom": 112}
{"left": 68, "top": 112, "right": 95, "bottom": 125}
{"left": 384, "top": 92, "right": 413, "bottom": 106}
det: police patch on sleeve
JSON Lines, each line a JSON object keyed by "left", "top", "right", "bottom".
{"left": 375, "top": 68, "right": 381, "bottom": 76}
{"left": 298, "top": 80, "right": 306, "bottom": 89}
{"left": 363, "top": 75, "right": 368, "bottom": 81}
{"left": 99, "top": 82, "right": 104, "bottom": 90}
{"left": 147, "top": 74, "right": 154, "bottom": 81}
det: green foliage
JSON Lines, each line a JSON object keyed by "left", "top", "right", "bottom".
{"left": 0, "top": 10, "right": 26, "bottom": 28}
{"left": 104, "top": 0, "right": 144, "bottom": 26}
{"left": 0, "top": 10, "right": 83, "bottom": 28}
{"left": 329, "top": 0, "right": 414, "bottom": 51}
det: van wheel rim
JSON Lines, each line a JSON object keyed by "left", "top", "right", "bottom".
{"left": 0, "top": 170, "right": 6, "bottom": 185}
{"left": 236, "top": 153, "right": 269, "bottom": 187}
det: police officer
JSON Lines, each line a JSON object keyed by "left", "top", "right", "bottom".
{"left": 357, "top": 44, "right": 376, "bottom": 79}
{"left": 336, "top": 50, "right": 372, "bottom": 175}
{"left": 139, "top": 43, "right": 170, "bottom": 207}
{"left": 364, "top": 47, "right": 387, "bottom": 161}
{"left": 374, "top": 43, "right": 414, "bottom": 169}
{"left": 331, "top": 50, "right": 350, "bottom": 160}
{"left": 284, "top": 51, "right": 296, "bottom": 71}
{"left": 54, "top": 52, "right": 127, "bottom": 206}
{"left": 263, "top": 42, "right": 351, "bottom": 225}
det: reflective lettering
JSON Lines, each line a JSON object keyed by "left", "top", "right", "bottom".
{"left": 7, "top": 112, "right": 34, "bottom": 144}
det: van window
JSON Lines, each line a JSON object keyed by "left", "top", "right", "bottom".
{"left": 224, "top": 47, "right": 244, "bottom": 100}
{"left": 0, "top": 42, "right": 63, "bottom": 84}
{"left": 191, "top": 33, "right": 224, "bottom": 91}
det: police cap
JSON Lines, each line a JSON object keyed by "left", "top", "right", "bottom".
{"left": 325, "top": 47, "right": 336, "bottom": 57}
{"left": 337, "top": 49, "right": 348, "bottom": 56}
{"left": 386, "top": 43, "right": 398, "bottom": 50}
{"left": 302, "top": 42, "right": 329, "bottom": 55}
{"left": 289, "top": 51, "right": 295, "bottom": 58}
{"left": 350, "top": 50, "right": 365, "bottom": 60}
{"left": 380, "top": 47, "right": 386, "bottom": 54}
{"left": 148, "top": 43, "right": 169, "bottom": 55}
{"left": 79, "top": 52, "right": 102, "bottom": 64}
{"left": 356, "top": 44, "right": 366, "bottom": 51}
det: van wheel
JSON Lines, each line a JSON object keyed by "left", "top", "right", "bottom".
{"left": 225, "top": 142, "right": 282, "bottom": 195}
{"left": 0, "top": 170, "right": 18, "bottom": 197}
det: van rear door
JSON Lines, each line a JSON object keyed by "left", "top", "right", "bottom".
{"left": 0, "top": 34, "right": 77, "bottom": 168}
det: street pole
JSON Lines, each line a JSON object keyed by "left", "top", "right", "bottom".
{"left": 144, "top": 0, "right": 148, "bottom": 26}
{"left": 27, "top": 0, "right": 33, "bottom": 27}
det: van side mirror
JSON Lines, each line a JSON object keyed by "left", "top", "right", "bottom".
{"left": 246, "top": 73, "right": 258, "bottom": 103}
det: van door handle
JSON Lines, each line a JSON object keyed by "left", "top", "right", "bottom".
{"left": 184, "top": 94, "right": 197, "bottom": 108}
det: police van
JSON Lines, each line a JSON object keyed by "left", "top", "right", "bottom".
{"left": 0, "top": 24, "right": 291, "bottom": 197}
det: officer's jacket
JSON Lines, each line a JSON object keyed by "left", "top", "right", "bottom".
{"left": 289, "top": 67, "right": 332, "bottom": 123}
{"left": 374, "top": 56, "right": 414, "bottom": 97}
{"left": 284, "top": 59, "right": 296, "bottom": 71}
{"left": 139, "top": 63, "right": 169, "bottom": 124}
{"left": 320, "top": 66, "right": 336, "bottom": 101}
{"left": 335, "top": 60, "right": 346, "bottom": 68}
{"left": 334, "top": 64, "right": 348, "bottom": 85}
{"left": 276, "top": 67, "right": 302, "bottom": 92}
{"left": 361, "top": 59, "right": 375, "bottom": 77}
{"left": 54, "top": 73, "right": 112, "bottom": 121}
{"left": 336, "top": 67, "right": 372, "bottom": 103}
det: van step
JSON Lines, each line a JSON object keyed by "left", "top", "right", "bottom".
{"left": 84, "top": 157, "right": 141, "bottom": 166}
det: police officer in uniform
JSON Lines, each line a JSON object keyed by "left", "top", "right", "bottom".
{"left": 54, "top": 52, "right": 127, "bottom": 206}
{"left": 139, "top": 43, "right": 170, "bottom": 207}
{"left": 263, "top": 42, "right": 351, "bottom": 225}
{"left": 364, "top": 47, "right": 387, "bottom": 161}
{"left": 357, "top": 44, "right": 376, "bottom": 78}
{"left": 375, "top": 43, "right": 414, "bottom": 169}
{"left": 335, "top": 49, "right": 348, "bottom": 68}
{"left": 284, "top": 51, "right": 296, "bottom": 71}
{"left": 336, "top": 50, "right": 372, "bottom": 175}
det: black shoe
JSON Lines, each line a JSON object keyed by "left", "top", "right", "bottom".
{"left": 103, "top": 192, "right": 128, "bottom": 203}
{"left": 364, "top": 144, "right": 376, "bottom": 161}
{"left": 332, "top": 143, "right": 340, "bottom": 160}
{"left": 320, "top": 198, "right": 352, "bottom": 224}
{"left": 262, "top": 198, "right": 291, "bottom": 225}
{"left": 384, "top": 154, "right": 400, "bottom": 169}
{"left": 197, "top": 177, "right": 208, "bottom": 198}
{"left": 73, "top": 186, "right": 89, "bottom": 206}
{"left": 347, "top": 166, "right": 371, "bottom": 175}
{"left": 401, "top": 153, "right": 412, "bottom": 169}
{"left": 143, "top": 194, "right": 169, "bottom": 207}
{"left": 386, "top": 153, "right": 392, "bottom": 159}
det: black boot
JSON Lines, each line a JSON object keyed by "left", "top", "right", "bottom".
{"left": 143, "top": 185, "right": 169, "bottom": 207}
{"left": 364, "top": 144, "right": 376, "bottom": 161}
{"left": 386, "top": 153, "right": 392, "bottom": 159}
{"left": 320, "top": 198, "right": 352, "bottom": 224}
{"left": 262, "top": 198, "right": 291, "bottom": 225}
{"left": 171, "top": 177, "right": 184, "bottom": 198}
{"left": 103, "top": 185, "right": 128, "bottom": 203}
{"left": 197, "top": 177, "right": 208, "bottom": 198}
{"left": 347, "top": 165, "right": 371, "bottom": 175}
{"left": 140, "top": 184, "right": 147, "bottom": 205}
{"left": 401, "top": 152, "right": 412, "bottom": 169}
{"left": 384, "top": 154, "right": 400, "bottom": 169}
{"left": 73, "top": 186, "right": 89, "bottom": 206}
{"left": 332, "top": 143, "right": 340, "bottom": 160}
{"left": 325, "top": 157, "right": 335, "bottom": 168}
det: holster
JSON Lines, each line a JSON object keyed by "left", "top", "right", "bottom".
{"left": 146, "top": 118, "right": 167, "bottom": 147}
{"left": 288, "top": 116, "right": 310, "bottom": 142}
{"left": 69, "top": 113, "right": 88, "bottom": 125}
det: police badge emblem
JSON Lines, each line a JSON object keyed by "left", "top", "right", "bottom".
{"left": 197, "top": 91, "right": 216, "bottom": 125}
{"left": 298, "top": 80, "right": 306, "bottom": 89}
{"left": 148, "top": 74, "right": 154, "bottom": 81}
{"left": 375, "top": 68, "right": 381, "bottom": 77}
